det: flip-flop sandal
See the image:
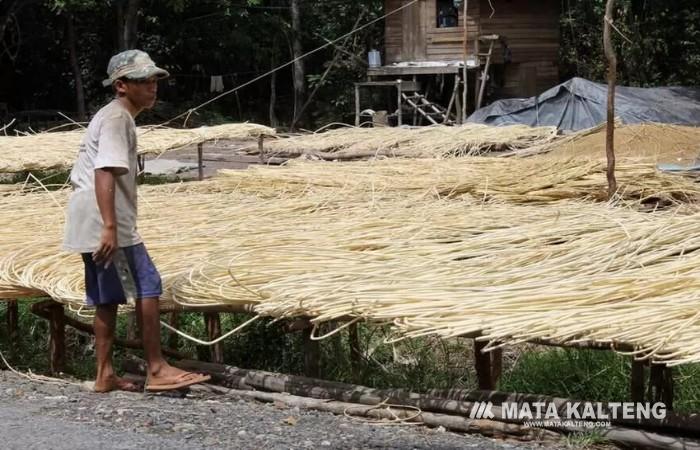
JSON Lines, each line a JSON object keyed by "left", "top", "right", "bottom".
{"left": 145, "top": 373, "right": 211, "bottom": 392}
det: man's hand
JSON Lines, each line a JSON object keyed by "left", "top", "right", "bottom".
{"left": 93, "top": 224, "right": 118, "bottom": 267}
{"left": 94, "top": 167, "right": 119, "bottom": 267}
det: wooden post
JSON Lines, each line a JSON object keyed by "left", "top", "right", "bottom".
{"left": 396, "top": 80, "right": 403, "bottom": 126}
{"left": 603, "top": 0, "right": 618, "bottom": 198}
{"left": 354, "top": 84, "right": 361, "bottom": 126}
{"left": 648, "top": 364, "right": 674, "bottom": 411}
{"left": 461, "top": 0, "right": 469, "bottom": 122}
{"left": 348, "top": 322, "right": 361, "bottom": 383}
{"left": 473, "top": 339, "right": 494, "bottom": 390}
{"left": 662, "top": 366, "right": 674, "bottom": 411}
{"left": 48, "top": 302, "right": 65, "bottom": 375}
{"left": 168, "top": 311, "right": 180, "bottom": 349}
{"left": 126, "top": 312, "right": 138, "bottom": 341}
{"left": 197, "top": 142, "right": 204, "bottom": 181}
{"left": 257, "top": 135, "right": 265, "bottom": 164}
{"left": 631, "top": 359, "right": 645, "bottom": 403}
{"left": 204, "top": 312, "right": 224, "bottom": 364}
{"left": 7, "top": 300, "right": 18, "bottom": 345}
{"left": 455, "top": 74, "right": 462, "bottom": 124}
{"left": 302, "top": 326, "right": 320, "bottom": 378}
{"left": 491, "top": 347, "right": 503, "bottom": 387}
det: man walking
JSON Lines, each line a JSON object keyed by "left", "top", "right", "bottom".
{"left": 64, "top": 50, "right": 209, "bottom": 392}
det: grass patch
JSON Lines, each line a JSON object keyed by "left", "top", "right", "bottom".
{"left": 499, "top": 346, "right": 700, "bottom": 414}
{"left": 565, "top": 430, "right": 610, "bottom": 449}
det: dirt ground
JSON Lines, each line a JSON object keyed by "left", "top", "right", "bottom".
{"left": 0, "top": 370, "right": 569, "bottom": 450}
{"left": 143, "top": 138, "right": 266, "bottom": 180}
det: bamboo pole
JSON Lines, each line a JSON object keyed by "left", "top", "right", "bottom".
{"left": 163, "top": 358, "right": 700, "bottom": 440}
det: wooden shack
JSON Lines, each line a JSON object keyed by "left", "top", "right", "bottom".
{"left": 358, "top": 0, "right": 560, "bottom": 124}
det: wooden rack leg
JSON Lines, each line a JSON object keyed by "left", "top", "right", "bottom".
{"left": 648, "top": 364, "right": 674, "bottom": 411}
{"left": 204, "top": 312, "right": 223, "bottom": 364}
{"left": 302, "top": 326, "right": 320, "bottom": 378}
{"left": 258, "top": 135, "right": 266, "bottom": 164}
{"left": 631, "top": 359, "right": 646, "bottom": 403}
{"left": 48, "top": 302, "right": 66, "bottom": 375}
{"left": 348, "top": 322, "right": 361, "bottom": 383}
{"left": 491, "top": 347, "right": 503, "bottom": 387}
{"left": 168, "top": 311, "right": 180, "bottom": 349}
{"left": 7, "top": 299, "right": 18, "bottom": 345}
{"left": 197, "top": 142, "right": 204, "bottom": 181}
{"left": 474, "top": 340, "right": 494, "bottom": 390}
{"left": 126, "top": 312, "right": 138, "bottom": 341}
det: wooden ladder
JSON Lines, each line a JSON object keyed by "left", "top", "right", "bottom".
{"left": 476, "top": 34, "right": 499, "bottom": 109}
{"left": 401, "top": 92, "right": 452, "bottom": 125}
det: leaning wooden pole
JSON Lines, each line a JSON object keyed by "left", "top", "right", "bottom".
{"left": 461, "top": 0, "right": 469, "bottom": 123}
{"left": 603, "top": 0, "right": 617, "bottom": 199}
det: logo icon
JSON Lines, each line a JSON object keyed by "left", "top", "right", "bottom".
{"left": 470, "top": 401, "right": 495, "bottom": 419}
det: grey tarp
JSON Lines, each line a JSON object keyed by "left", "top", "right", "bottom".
{"left": 467, "top": 77, "right": 700, "bottom": 132}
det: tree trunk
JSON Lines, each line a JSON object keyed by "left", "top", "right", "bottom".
{"left": 0, "top": 0, "right": 20, "bottom": 45}
{"left": 115, "top": 1, "right": 125, "bottom": 51}
{"left": 116, "top": 0, "right": 140, "bottom": 51}
{"left": 603, "top": 0, "right": 617, "bottom": 199}
{"left": 65, "top": 13, "right": 86, "bottom": 121}
{"left": 290, "top": 0, "right": 305, "bottom": 129}
{"left": 123, "top": 0, "right": 140, "bottom": 49}
{"left": 269, "top": 56, "right": 279, "bottom": 128}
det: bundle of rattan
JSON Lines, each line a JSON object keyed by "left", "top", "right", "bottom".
{"left": 257, "top": 124, "right": 558, "bottom": 160}
{"left": 0, "top": 123, "right": 274, "bottom": 173}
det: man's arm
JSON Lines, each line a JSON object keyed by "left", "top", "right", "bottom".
{"left": 93, "top": 167, "right": 119, "bottom": 266}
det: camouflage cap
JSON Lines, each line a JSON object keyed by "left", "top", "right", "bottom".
{"left": 102, "top": 49, "right": 170, "bottom": 87}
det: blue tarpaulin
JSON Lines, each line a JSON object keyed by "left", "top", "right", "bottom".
{"left": 467, "top": 77, "right": 700, "bottom": 132}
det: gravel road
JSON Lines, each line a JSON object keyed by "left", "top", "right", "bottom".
{"left": 0, "top": 370, "right": 570, "bottom": 450}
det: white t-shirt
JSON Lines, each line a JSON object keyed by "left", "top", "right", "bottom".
{"left": 63, "top": 99, "right": 142, "bottom": 253}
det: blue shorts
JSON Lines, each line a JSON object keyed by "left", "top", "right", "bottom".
{"left": 81, "top": 243, "right": 163, "bottom": 306}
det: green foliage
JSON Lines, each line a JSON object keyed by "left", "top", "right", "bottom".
{"left": 561, "top": 0, "right": 700, "bottom": 86}
{"left": 3, "top": 1, "right": 386, "bottom": 130}
{"left": 565, "top": 430, "right": 609, "bottom": 448}
{"left": 3, "top": 303, "right": 700, "bottom": 415}
{"left": 499, "top": 347, "right": 700, "bottom": 414}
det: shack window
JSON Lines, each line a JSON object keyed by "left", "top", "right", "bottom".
{"left": 437, "top": 0, "right": 459, "bottom": 28}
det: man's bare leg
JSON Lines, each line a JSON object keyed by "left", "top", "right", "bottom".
{"left": 136, "top": 297, "right": 200, "bottom": 385}
{"left": 93, "top": 304, "right": 138, "bottom": 392}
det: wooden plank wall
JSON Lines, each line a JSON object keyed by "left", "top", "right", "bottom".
{"left": 385, "top": 0, "right": 480, "bottom": 63}
{"left": 383, "top": 0, "right": 560, "bottom": 97}
{"left": 480, "top": 0, "right": 560, "bottom": 96}
{"left": 425, "top": 0, "right": 481, "bottom": 60}
{"left": 385, "top": 0, "right": 403, "bottom": 64}
{"left": 402, "top": 0, "right": 427, "bottom": 61}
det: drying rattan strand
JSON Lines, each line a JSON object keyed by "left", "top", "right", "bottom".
{"left": 4, "top": 158, "right": 700, "bottom": 364}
